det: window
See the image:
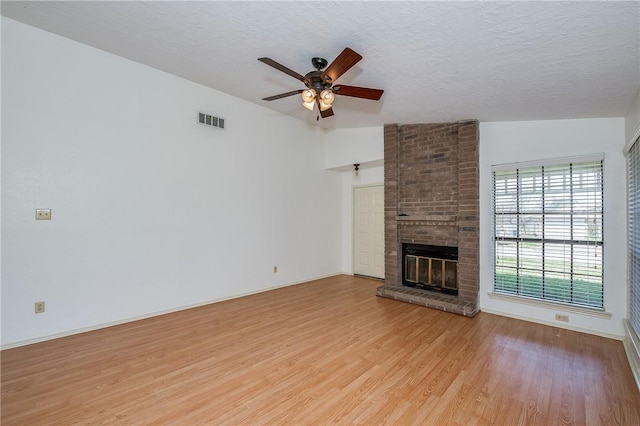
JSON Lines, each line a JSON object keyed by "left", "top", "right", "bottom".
{"left": 628, "top": 139, "right": 640, "bottom": 337}
{"left": 492, "top": 156, "right": 604, "bottom": 309}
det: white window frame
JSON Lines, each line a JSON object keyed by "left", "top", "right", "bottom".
{"left": 626, "top": 137, "right": 640, "bottom": 342}
{"left": 491, "top": 154, "right": 605, "bottom": 310}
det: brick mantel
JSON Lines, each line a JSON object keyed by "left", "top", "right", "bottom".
{"left": 396, "top": 216, "right": 458, "bottom": 226}
{"left": 377, "top": 121, "right": 480, "bottom": 317}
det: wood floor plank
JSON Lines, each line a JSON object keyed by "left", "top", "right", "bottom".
{"left": 2, "top": 275, "right": 639, "bottom": 425}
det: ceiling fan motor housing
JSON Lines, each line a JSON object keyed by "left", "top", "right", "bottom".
{"left": 306, "top": 57, "right": 334, "bottom": 92}
{"left": 304, "top": 69, "right": 333, "bottom": 92}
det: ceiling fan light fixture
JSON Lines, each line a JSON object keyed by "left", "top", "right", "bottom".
{"left": 302, "top": 100, "right": 315, "bottom": 111}
{"left": 320, "top": 89, "right": 335, "bottom": 106}
{"left": 301, "top": 88, "right": 316, "bottom": 103}
{"left": 319, "top": 101, "right": 332, "bottom": 111}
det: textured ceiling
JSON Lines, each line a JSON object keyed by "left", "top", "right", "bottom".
{"left": 2, "top": 1, "right": 639, "bottom": 129}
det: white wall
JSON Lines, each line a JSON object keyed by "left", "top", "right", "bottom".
{"left": 1, "top": 18, "right": 343, "bottom": 347}
{"left": 479, "top": 118, "right": 627, "bottom": 337}
{"left": 324, "top": 126, "right": 383, "bottom": 170}
{"left": 626, "top": 88, "right": 640, "bottom": 146}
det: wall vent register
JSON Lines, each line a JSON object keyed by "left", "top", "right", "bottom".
{"left": 198, "top": 112, "right": 225, "bottom": 129}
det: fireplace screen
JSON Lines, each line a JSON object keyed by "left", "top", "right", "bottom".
{"left": 403, "top": 244, "right": 458, "bottom": 295}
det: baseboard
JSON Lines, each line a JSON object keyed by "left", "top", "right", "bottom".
{"left": 480, "top": 308, "right": 624, "bottom": 341}
{"left": 623, "top": 320, "right": 640, "bottom": 392}
{"left": 1, "top": 273, "right": 342, "bottom": 350}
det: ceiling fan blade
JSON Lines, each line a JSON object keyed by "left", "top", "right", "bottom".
{"left": 333, "top": 85, "right": 384, "bottom": 100}
{"left": 319, "top": 106, "right": 334, "bottom": 119}
{"left": 262, "top": 89, "right": 303, "bottom": 101}
{"left": 258, "top": 57, "right": 306, "bottom": 82}
{"left": 322, "top": 48, "right": 362, "bottom": 83}
{"left": 316, "top": 98, "right": 334, "bottom": 118}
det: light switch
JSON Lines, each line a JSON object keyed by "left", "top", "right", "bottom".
{"left": 35, "top": 209, "right": 51, "bottom": 220}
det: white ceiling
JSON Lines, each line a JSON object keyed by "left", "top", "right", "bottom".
{"left": 2, "top": 1, "right": 639, "bottom": 129}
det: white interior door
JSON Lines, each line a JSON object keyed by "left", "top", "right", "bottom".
{"left": 353, "top": 185, "right": 385, "bottom": 279}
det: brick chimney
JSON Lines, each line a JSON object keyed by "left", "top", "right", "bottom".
{"left": 377, "top": 121, "right": 480, "bottom": 317}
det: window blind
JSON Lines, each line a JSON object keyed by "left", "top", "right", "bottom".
{"left": 493, "top": 158, "right": 604, "bottom": 309}
{"left": 628, "top": 139, "right": 640, "bottom": 336}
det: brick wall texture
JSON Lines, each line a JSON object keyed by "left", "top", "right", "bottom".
{"left": 384, "top": 121, "right": 479, "bottom": 306}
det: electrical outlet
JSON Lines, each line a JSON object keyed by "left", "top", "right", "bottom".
{"left": 35, "top": 301, "right": 45, "bottom": 314}
{"left": 273, "top": 266, "right": 278, "bottom": 273}
{"left": 35, "top": 209, "right": 51, "bottom": 220}
{"left": 555, "top": 313, "right": 569, "bottom": 322}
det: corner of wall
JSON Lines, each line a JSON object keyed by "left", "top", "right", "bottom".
{"left": 626, "top": 88, "right": 640, "bottom": 147}
{"left": 624, "top": 319, "right": 640, "bottom": 392}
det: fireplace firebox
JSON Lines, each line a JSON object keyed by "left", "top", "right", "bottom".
{"left": 402, "top": 243, "right": 458, "bottom": 295}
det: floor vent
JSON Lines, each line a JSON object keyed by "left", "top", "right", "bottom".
{"left": 198, "top": 112, "right": 225, "bottom": 129}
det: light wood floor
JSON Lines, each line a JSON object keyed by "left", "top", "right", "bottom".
{"left": 2, "top": 275, "right": 639, "bottom": 425}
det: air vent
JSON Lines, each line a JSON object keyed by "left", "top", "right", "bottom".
{"left": 198, "top": 112, "right": 225, "bottom": 129}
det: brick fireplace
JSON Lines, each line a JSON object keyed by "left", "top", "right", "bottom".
{"left": 376, "top": 121, "right": 479, "bottom": 317}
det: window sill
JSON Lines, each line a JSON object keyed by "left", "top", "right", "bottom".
{"left": 487, "top": 292, "right": 612, "bottom": 319}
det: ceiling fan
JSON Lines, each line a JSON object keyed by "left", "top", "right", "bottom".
{"left": 258, "top": 48, "right": 383, "bottom": 119}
